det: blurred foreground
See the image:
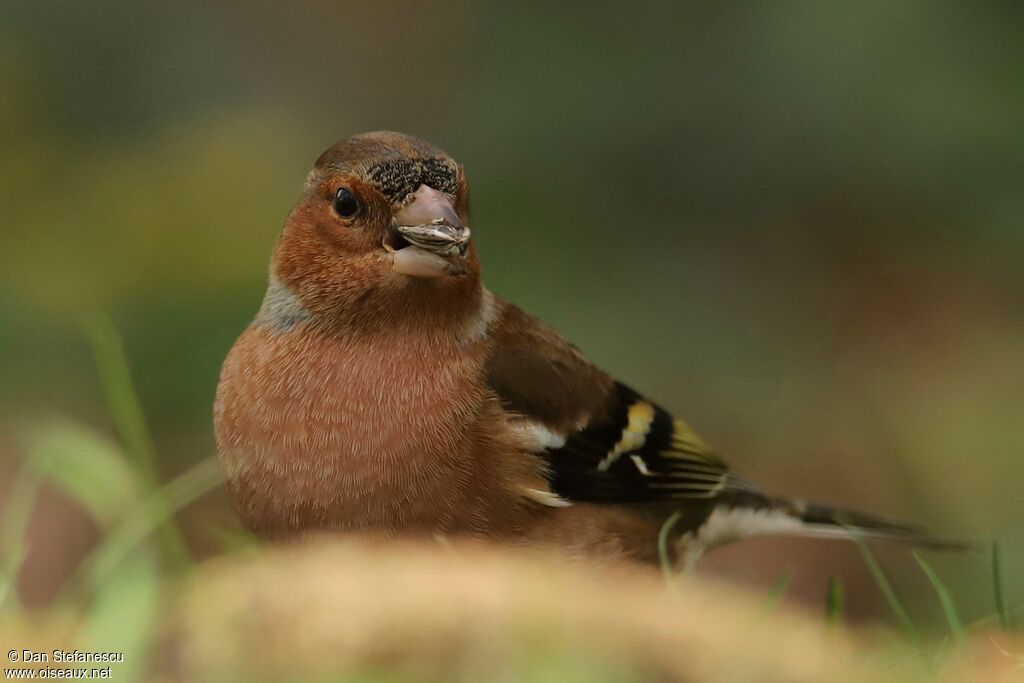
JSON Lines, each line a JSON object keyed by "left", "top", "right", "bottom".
{"left": 3, "top": 539, "right": 1022, "bottom": 682}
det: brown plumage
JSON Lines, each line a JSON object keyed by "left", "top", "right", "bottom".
{"left": 214, "top": 131, "right": 968, "bottom": 567}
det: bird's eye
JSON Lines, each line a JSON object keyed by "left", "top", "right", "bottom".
{"left": 332, "top": 187, "right": 360, "bottom": 219}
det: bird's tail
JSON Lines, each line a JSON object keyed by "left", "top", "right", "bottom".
{"left": 785, "top": 498, "right": 974, "bottom": 551}
{"left": 690, "top": 487, "right": 974, "bottom": 554}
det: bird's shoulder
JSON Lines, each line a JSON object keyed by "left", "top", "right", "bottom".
{"left": 484, "top": 297, "right": 613, "bottom": 433}
{"left": 484, "top": 296, "right": 744, "bottom": 505}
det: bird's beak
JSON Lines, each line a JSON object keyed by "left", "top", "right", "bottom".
{"left": 387, "top": 185, "right": 471, "bottom": 278}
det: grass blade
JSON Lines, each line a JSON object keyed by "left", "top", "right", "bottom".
{"left": 81, "top": 548, "right": 161, "bottom": 683}
{"left": 658, "top": 510, "right": 683, "bottom": 596}
{"left": 763, "top": 571, "right": 792, "bottom": 611}
{"left": 992, "top": 541, "right": 1013, "bottom": 630}
{"left": 826, "top": 577, "right": 844, "bottom": 626}
{"left": 204, "top": 524, "right": 262, "bottom": 555}
{"left": 83, "top": 314, "right": 190, "bottom": 569}
{"left": 2, "top": 419, "right": 140, "bottom": 611}
{"left": 62, "top": 456, "right": 222, "bottom": 603}
{"left": 913, "top": 552, "right": 963, "bottom": 641}
{"left": 83, "top": 314, "right": 159, "bottom": 480}
{"left": 24, "top": 420, "right": 139, "bottom": 528}
{"left": 849, "top": 531, "right": 920, "bottom": 645}
{"left": 0, "top": 455, "right": 50, "bottom": 611}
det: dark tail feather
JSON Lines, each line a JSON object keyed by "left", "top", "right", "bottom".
{"left": 794, "top": 500, "right": 976, "bottom": 552}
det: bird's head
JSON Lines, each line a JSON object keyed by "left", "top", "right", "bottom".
{"left": 270, "top": 131, "right": 482, "bottom": 329}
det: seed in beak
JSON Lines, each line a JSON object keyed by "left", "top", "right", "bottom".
{"left": 395, "top": 222, "right": 471, "bottom": 257}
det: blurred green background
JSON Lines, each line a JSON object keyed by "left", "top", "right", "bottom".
{"left": 1, "top": 1, "right": 1021, "bottom": 628}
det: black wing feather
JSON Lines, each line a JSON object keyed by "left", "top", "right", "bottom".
{"left": 545, "top": 382, "right": 741, "bottom": 504}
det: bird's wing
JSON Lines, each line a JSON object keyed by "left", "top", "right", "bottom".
{"left": 485, "top": 298, "right": 751, "bottom": 505}
{"left": 483, "top": 298, "right": 972, "bottom": 555}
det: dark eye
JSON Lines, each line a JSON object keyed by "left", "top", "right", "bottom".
{"left": 332, "top": 187, "right": 360, "bottom": 218}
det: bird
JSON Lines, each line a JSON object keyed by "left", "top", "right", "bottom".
{"left": 214, "top": 131, "right": 967, "bottom": 568}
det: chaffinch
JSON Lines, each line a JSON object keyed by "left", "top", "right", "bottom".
{"left": 214, "top": 131, "right": 964, "bottom": 566}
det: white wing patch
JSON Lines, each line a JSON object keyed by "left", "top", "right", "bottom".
{"left": 522, "top": 487, "right": 572, "bottom": 508}
{"left": 511, "top": 420, "right": 568, "bottom": 452}
{"left": 630, "top": 454, "right": 652, "bottom": 476}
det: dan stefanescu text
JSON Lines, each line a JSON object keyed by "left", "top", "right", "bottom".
{"left": 15, "top": 650, "right": 123, "bottom": 664}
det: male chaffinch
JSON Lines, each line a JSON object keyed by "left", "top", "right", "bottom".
{"left": 214, "top": 131, "right": 964, "bottom": 566}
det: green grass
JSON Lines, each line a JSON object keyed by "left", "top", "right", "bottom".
{"left": 0, "top": 449, "right": 49, "bottom": 611}
{"left": 83, "top": 313, "right": 191, "bottom": 570}
{"left": 657, "top": 510, "right": 683, "bottom": 596}
{"left": 991, "top": 541, "right": 1014, "bottom": 630}
{"left": 61, "top": 456, "right": 222, "bottom": 605}
{"left": 0, "top": 318, "right": 228, "bottom": 682}
{"left": 3, "top": 318, "right": 224, "bottom": 608}
{"left": 845, "top": 532, "right": 1020, "bottom": 658}
{"left": 846, "top": 530, "right": 921, "bottom": 645}
{"left": 826, "top": 577, "right": 844, "bottom": 626}
{"left": 763, "top": 571, "right": 793, "bottom": 611}
{"left": 913, "top": 552, "right": 964, "bottom": 641}
{"left": 657, "top": 511, "right": 1020, "bottom": 651}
